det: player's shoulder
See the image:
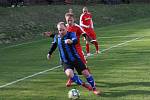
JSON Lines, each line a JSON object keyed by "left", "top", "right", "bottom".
{"left": 88, "top": 12, "right": 92, "bottom": 16}
{"left": 88, "top": 12, "right": 91, "bottom": 14}
{"left": 74, "top": 23, "right": 80, "bottom": 27}
{"left": 80, "top": 13, "right": 85, "bottom": 17}
{"left": 74, "top": 23, "right": 83, "bottom": 29}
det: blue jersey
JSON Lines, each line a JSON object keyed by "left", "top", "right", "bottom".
{"left": 49, "top": 32, "right": 81, "bottom": 64}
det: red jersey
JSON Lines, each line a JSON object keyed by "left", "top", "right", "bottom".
{"left": 66, "top": 23, "right": 87, "bottom": 64}
{"left": 80, "top": 12, "right": 93, "bottom": 27}
{"left": 80, "top": 12, "right": 96, "bottom": 40}
{"left": 66, "top": 23, "right": 85, "bottom": 48}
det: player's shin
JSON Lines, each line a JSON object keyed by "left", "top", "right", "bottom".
{"left": 93, "top": 41, "right": 99, "bottom": 52}
{"left": 86, "top": 75, "right": 96, "bottom": 90}
{"left": 86, "top": 43, "right": 90, "bottom": 54}
{"left": 71, "top": 73, "right": 83, "bottom": 85}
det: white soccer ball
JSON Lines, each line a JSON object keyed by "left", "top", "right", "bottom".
{"left": 68, "top": 89, "right": 80, "bottom": 100}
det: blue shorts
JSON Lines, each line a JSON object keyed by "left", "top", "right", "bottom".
{"left": 62, "top": 60, "right": 87, "bottom": 75}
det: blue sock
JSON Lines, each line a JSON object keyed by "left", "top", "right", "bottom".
{"left": 86, "top": 75, "right": 96, "bottom": 89}
{"left": 71, "top": 74, "right": 83, "bottom": 85}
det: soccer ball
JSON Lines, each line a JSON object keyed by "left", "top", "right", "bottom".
{"left": 68, "top": 89, "right": 80, "bottom": 100}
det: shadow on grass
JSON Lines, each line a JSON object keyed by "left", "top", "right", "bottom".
{"left": 102, "top": 90, "right": 150, "bottom": 97}
{"left": 96, "top": 81, "right": 150, "bottom": 97}
{"left": 97, "top": 81, "right": 150, "bottom": 88}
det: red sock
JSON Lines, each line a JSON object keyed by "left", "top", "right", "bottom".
{"left": 86, "top": 43, "right": 90, "bottom": 54}
{"left": 93, "top": 41, "right": 99, "bottom": 51}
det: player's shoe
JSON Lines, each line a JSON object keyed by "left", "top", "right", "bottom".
{"left": 86, "top": 53, "right": 91, "bottom": 57}
{"left": 96, "top": 50, "right": 101, "bottom": 54}
{"left": 82, "top": 82, "right": 92, "bottom": 91}
{"left": 66, "top": 79, "right": 73, "bottom": 87}
{"left": 93, "top": 88, "right": 101, "bottom": 96}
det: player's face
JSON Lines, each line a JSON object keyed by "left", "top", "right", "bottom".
{"left": 57, "top": 24, "right": 67, "bottom": 36}
{"left": 83, "top": 8, "right": 88, "bottom": 13}
{"left": 66, "top": 16, "right": 74, "bottom": 25}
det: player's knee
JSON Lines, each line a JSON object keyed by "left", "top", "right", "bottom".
{"left": 65, "top": 69, "right": 74, "bottom": 78}
{"left": 82, "top": 69, "right": 90, "bottom": 77}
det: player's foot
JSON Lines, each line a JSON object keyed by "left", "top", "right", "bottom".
{"left": 66, "top": 79, "right": 73, "bottom": 87}
{"left": 82, "top": 82, "right": 92, "bottom": 91}
{"left": 96, "top": 50, "right": 101, "bottom": 54}
{"left": 93, "top": 89, "right": 101, "bottom": 96}
{"left": 86, "top": 53, "right": 91, "bottom": 57}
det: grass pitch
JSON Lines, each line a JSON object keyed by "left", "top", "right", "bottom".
{"left": 0, "top": 17, "right": 150, "bottom": 100}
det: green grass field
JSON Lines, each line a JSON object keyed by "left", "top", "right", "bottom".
{"left": 0, "top": 4, "right": 150, "bottom": 100}
{"left": 0, "top": 15, "right": 150, "bottom": 100}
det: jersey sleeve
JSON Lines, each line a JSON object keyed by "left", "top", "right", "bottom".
{"left": 48, "top": 35, "right": 57, "bottom": 55}
{"left": 76, "top": 24, "right": 86, "bottom": 36}
{"left": 70, "top": 32, "right": 78, "bottom": 45}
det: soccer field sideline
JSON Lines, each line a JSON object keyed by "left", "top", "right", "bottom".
{"left": 0, "top": 35, "right": 144, "bottom": 89}
{"left": 0, "top": 35, "right": 143, "bottom": 50}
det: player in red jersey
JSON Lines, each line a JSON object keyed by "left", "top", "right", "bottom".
{"left": 65, "top": 13, "right": 88, "bottom": 64}
{"left": 65, "top": 13, "right": 101, "bottom": 95}
{"left": 65, "top": 12, "right": 92, "bottom": 85}
{"left": 80, "top": 7, "right": 100, "bottom": 56}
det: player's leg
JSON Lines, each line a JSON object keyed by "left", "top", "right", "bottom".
{"left": 86, "top": 41, "right": 90, "bottom": 56}
{"left": 76, "top": 59, "right": 101, "bottom": 95}
{"left": 65, "top": 69, "right": 83, "bottom": 86}
{"left": 82, "top": 69, "right": 101, "bottom": 95}
{"left": 91, "top": 40, "right": 100, "bottom": 54}
{"left": 63, "top": 63, "right": 83, "bottom": 86}
{"left": 90, "top": 29, "right": 100, "bottom": 54}
{"left": 66, "top": 48, "right": 88, "bottom": 87}
{"left": 74, "top": 61, "right": 92, "bottom": 91}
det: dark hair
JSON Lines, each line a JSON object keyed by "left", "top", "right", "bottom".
{"left": 65, "top": 13, "right": 74, "bottom": 18}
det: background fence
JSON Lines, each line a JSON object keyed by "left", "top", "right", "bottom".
{"left": 0, "top": 0, "right": 150, "bottom": 7}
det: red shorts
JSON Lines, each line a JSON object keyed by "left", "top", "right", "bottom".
{"left": 83, "top": 28, "right": 97, "bottom": 40}
{"left": 75, "top": 44, "right": 87, "bottom": 64}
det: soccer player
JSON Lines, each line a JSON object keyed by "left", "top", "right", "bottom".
{"left": 44, "top": 12, "right": 92, "bottom": 87}
{"left": 47, "top": 22, "right": 101, "bottom": 95}
{"left": 65, "top": 12, "right": 88, "bottom": 64}
{"left": 65, "top": 12, "right": 93, "bottom": 86}
{"left": 80, "top": 7, "right": 100, "bottom": 56}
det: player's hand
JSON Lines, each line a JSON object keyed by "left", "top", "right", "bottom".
{"left": 47, "top": 54, "right": 51, "bottom": 60}
{"left": 65, "top": 39, "right": 73, "bottom": 44}
{"left": 43, "top": 31, "right": 52, "bottom": 37}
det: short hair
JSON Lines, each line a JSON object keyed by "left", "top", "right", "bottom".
{"left": 69, "top": 8, "right": 73, "bottom": 13}
{"left": 65, "top": 12, "right": 74, "bottom": 18}
{"left": 83, "top": 7, "right": 88, "bottom": 10}
{"left": 57, "top": 22, "right": 65, "bottom": 27}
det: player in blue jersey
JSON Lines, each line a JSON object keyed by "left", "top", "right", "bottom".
{"left": 47, "top": 22, "right": 101, "bottom": 96}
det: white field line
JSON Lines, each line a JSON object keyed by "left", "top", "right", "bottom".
{"left": 0, "top": 36, "right": 144, "bottom": 89}
{"left": 0, "top": 65, "right": 61, "bottom": 89}
{"left": 85, "top": 36, "right": 144, "bottom": 57}
{"left": 0, "top": 35, "right": 139, "bottom": 50}
{"left": 101, "top": 37, "right": 144, "bottom": 53}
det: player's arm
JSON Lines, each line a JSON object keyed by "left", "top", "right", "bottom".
{"left": 47, "top": 35, "right": 57, "bottom": 59}
{"left": 70, "top": 32, "right": 78, "bottom": 44}
{"left": 43, "top": 31, "right": 56, "bottom": 38}
{"left": 82, "top": 33, "right": 93, "bottom": 44}
{"left": 77, "top": 25, "right": 93, "bottom": 44}
{"left": 65, "top": 32, "right": 78, "bottom": 45}
{"left": 91, "top": 19, "right": 94, "bottom": 29}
